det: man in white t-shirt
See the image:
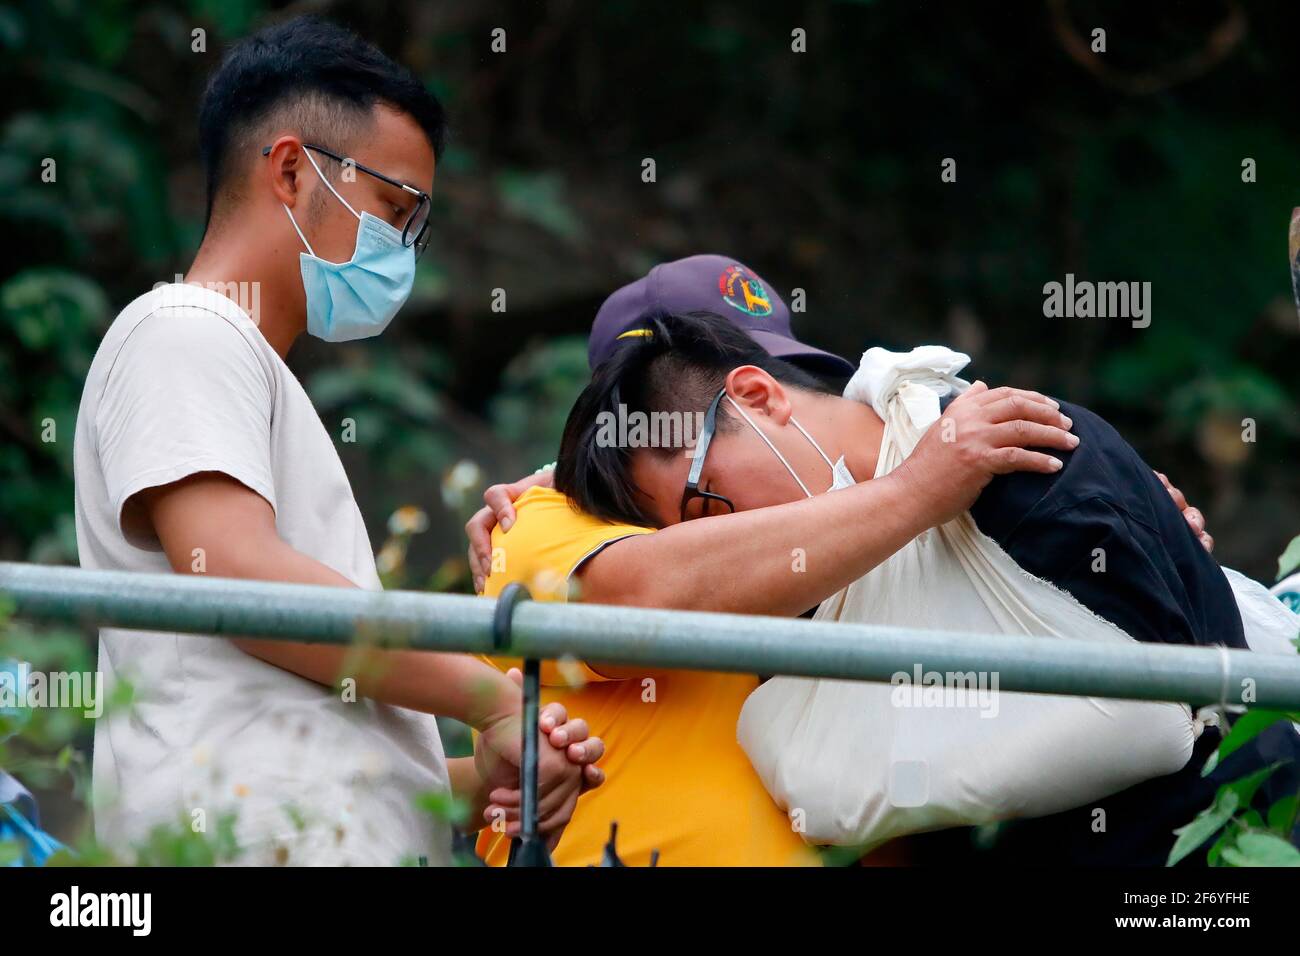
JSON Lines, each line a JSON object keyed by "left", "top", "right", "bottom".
{"left": 72, "top": 17, "right": 603, "bottom": 865}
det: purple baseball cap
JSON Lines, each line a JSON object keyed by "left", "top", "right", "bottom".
{"left": 588, "top": 254, "right": 855, "bottom": 376}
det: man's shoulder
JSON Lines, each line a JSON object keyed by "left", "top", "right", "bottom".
{"left": 1053, "top": 399, "right": 1125, "bottom": 447}
{"left": 87, "top": 284, "right": 275, "bottom": 402}
{"left": 968, "top": 395, "right": 1145, "bottom": 543}
{"left": 98, "top": 283, "right": 259, "bottom": 360}
{"left": 113, "top": 284, "right": 260, "bottom": 347}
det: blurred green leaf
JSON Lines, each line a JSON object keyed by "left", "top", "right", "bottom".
{"left": 1267, "top": 795, "right": 1299, "bottom": 837}
{"left": 496, "top": 170, "right": 584, "bottom": 242}
{"left": 489, "top": 336, "right": 590, "bottom": 466}
{"left": 1201, "top": 710, "right": 1297, "bottom": 776}
{"left": 1279, "top": 536, "right": 1300, "bottom": 581}
{"left": 1221, "top": 831, "right": 1300, "bottom": 867}
{"left": 1168, "top": 788, "right": 1239, "bottom": 866}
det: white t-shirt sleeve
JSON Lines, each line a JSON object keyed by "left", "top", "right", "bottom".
{"left": 95, "top": 306, "right": 277, "bottom": 547}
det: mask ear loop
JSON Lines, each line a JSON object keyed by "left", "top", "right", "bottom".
{"left": 725, "top": 395, "right": 813, "bottom": 498}
{"left": 302, "top": 148, "right": 362, "bottom": 220}
{"left": 282, "top": 148, "right": 364, "bottom": 259}
{"left": 789, "top": 417, "right": 838, "bottom": 471}
{"left": 282, "top": 203, "right": 316, "bottom": 257}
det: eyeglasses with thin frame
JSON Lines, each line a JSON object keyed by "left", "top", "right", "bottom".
{"left": 261, "top": 142, "right": 433, "bottom": 258}
{"left": 680, "top": 388, "right": 737, "bottom": 523}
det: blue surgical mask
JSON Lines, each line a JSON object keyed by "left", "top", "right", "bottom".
{"left": 283, "top": 149, "right": 416, "bottom": 342}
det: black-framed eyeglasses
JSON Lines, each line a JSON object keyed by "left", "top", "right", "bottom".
{"left": 262, "top": 142, "right": 433, "bottom": 259}
{"left": 680, "top": 388, "right": 736, "bottom": 523}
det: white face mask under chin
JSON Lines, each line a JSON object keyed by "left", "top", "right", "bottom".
{"left": 725, "top": 395, "right": 856, "bottom": 497}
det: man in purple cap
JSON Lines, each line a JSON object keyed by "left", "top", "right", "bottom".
{"left": 464, "top": 253, "right": 1213, "bottom": 866}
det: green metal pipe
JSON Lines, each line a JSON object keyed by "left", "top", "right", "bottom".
{"left": 2, "top": 562, "right": 1298, "bottom": 708}
{"left": 0, "top": 561, "right": 498, "bottom": 652}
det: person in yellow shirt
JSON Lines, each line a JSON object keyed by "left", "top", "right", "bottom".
{"left": 475, "top": 485, "right": 818, "bottom": 866}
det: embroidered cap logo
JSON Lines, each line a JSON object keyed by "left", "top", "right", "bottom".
{"left": 718, "top": 264, "right": 773, "bottom": 318}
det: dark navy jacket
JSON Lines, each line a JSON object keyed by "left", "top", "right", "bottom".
{"left": 913, "top": 398, "right": 1299, "bottom": 865}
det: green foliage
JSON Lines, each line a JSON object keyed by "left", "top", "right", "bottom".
{"left": 489, "top": 336, "right": 591, "bottom": 468}
{"left": 414, "top": 789, "right": 470, "bottom": 829}
{"left": 1169, "top": 761, "right": 1296, "bottom": 866}
{"left": 1169, "top": 532, "right": 1300, "bottom": 867}
{"left": 1170, "top": 784, "right": 1247, "bottom": 866}
{"left": 130, "top": 812, "right": 242, "bottom": 867}
{"left": 1219, "top": 831, "right": 1300, "bottom": 867}
{"left": 496, "top": 170, "right": 585, "bottom": 243}
{"left": 0, "top": 268, "right": 110, "bottom": 562}
{"left": 0, "top": 605, "right": 126, "bottom": 806}
{"left": 308, "top": 346, "right": 459, "bottom": 480}
{"left": 1199, "top": 709, "right": 1296, "bottom": 777}
{"left": 1, "top": 601, "right": 122, "bottom": 861}
{"left": 1279, "top": 536, "right": 1300, "bottom": 582}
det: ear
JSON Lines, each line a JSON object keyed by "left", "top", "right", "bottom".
{"left": 263, "top": 136, "right": 308, "bottom": 209}
{"left": 725, "top": 365, "right": 793, "bottom": 425}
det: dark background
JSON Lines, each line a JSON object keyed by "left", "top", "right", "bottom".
{"left": 2, "top": 0, "right": 1297, "bottom": 586}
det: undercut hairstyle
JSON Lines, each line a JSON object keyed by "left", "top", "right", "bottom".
{"left": 555, "top": 311, "right": 836, "bottom": 527}
{"left": 197, "top": 15, "right": 448, "bottom": 228}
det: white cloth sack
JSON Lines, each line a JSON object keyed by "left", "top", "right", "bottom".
{"left": 1226, "top": 567, "right": 1300, "bottom": 656}
{"left": 737, "top": 346, "right": 1199, "bottom": 848}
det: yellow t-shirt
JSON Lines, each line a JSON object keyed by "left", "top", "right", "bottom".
{"left": 476, "top": 486, "right": 818, "bottom": 867}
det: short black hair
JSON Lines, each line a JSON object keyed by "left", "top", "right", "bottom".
{"left": 555, "top": 311, "right": 835, "bottom": 527}
{"left": 197, "top": 15, "right": 448, "bottom": 225}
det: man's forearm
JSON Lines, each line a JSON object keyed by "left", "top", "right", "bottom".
{"left": 235, "top": 635, "right": 520, "bottom": 729}
{"left": 153, "top": 499, "right": 521, "bottom": 729}
{"left": 581, "top": 469, "right": 938, "bottom": 618}
{"left": 228, "top": 566, "right": 521, "bottom": 729}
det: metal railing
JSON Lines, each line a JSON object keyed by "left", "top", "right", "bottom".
{"left": 3, "top": 561, "right": 1299, "bottom": 709}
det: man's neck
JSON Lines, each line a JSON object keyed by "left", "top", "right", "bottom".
{"left": 814, "top": 392, "right": 885, "bottom": 482}
{"left": 185, "top": 228, "right": 304, "bottom": 359}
